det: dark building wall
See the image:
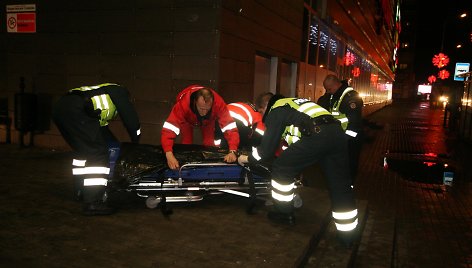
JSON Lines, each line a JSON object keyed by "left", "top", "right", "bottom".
{"left": 218, "top": 0, "right": 304, "bottom": 103}
{"left": 1, "top": 0, "right": 222, "bottom": 147}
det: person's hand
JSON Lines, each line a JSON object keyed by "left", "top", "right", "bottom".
{"left": 165, "top": 151, "right": 180, "bottom": 170}
{"left": 224, "top": 151, "right": 237, "bottom": 163}
{"left": 237, "top": 155, "right": 249, "bottom": 166}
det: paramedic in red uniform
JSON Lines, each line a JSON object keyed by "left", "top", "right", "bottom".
{"left": 214, "top": 102, "right": 265, "bottom": 150}
{"left": 161, "top": 85, "right": 240, "bottom": 169}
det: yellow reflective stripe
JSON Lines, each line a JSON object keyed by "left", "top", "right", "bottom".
{"left": 306, "top": 107, "right": 328, "bottom": 117}
{"left": 297, "top": 102, "right": 316, "bottom": 113}
{"left": 271, "top": 190, "right": 294, "bottom": 202}
{"left": 339, "top": 117, "right": 349, "bottom": 123}
{"left": 332, "top": 111, "right": 340, "bottom": 115}
{"left": 221, "top": 122, "right": 237, "bottom": 132}
{"left": 332, "top": 209, "right": 358, "bottom": 220}
{"left": 229, "top": 111, "right": 249, "bottom": 126}
{"left": 72, "top": 159, "right": 86, "bottom": 167}
{"left": 72, "top": 166, "right": 110, "bottom": 175}
{"left": 271, "top": 180, "right": 295, "bottom": 192}
{"left": 335, "top": 218, "right": 359, "bottom": 231}
{"left": 214, "top": 139, "right": 221, "bottom": 146}
{"left": 163, "top": 122, "right": 180, "bottom": 135}
{"left": 229, "top": 103, "right": 253, "bottom": 125}
{"left": 252, "top": 146, "right": 261, "bottom": 161}
{"left": 84, "top": 178, "right": 108, "bottom": 186}
{"left": 92, "top": 96, "right": 102, "bottom": 109}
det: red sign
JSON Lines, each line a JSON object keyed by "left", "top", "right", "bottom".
{"left": 7, "top": 13, "right": 36, "bottom": 33}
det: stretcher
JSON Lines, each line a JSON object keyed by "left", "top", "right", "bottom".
{"left": 109, "top": 143, "right": 302, "bottom": 214}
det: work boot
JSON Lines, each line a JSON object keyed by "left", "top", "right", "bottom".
{"left": 267, "top": 211, "right": 295, "bottom": 225}
{"left": 82, "top": 201, "right": 115, "bottom": 216}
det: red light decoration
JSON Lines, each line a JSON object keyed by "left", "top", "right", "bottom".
{"left": 428, "top": 75, "right": 437, "bottom": 84}
{"left": 438, "top": 69, "right": 450, "bottom": 80}
{"left": 344, "top": 51, "right": 355, "bottom": 66}
{"left": 432, "top": 53, "right": 450, "bottom": 68}
{"left": 370, "top": 74, "right": 378, "bottom": 84}
{"left": 352, "top": 67, "right": 361, "bottom": 77}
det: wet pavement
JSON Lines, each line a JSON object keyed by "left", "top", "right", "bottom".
{"left": 354, "top": 101, "right": 472, "bottom": 267}
{"left": 1, "top": 100, "right": 471, "bottom": 267}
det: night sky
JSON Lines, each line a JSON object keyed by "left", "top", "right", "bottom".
{"left": 411, "top": 0, "right": 472, "bottom": 85}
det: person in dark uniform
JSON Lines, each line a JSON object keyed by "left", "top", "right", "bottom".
{"left": 319, "top": 75, "right": 363, "bottom": 183}
{"left": 53, "top": 83, "right": 141, "bottom": 216}
{"left": 238, "top": 94, "right": 358, "bottom": 246}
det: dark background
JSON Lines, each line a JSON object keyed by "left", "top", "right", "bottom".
{"left": 413, "top": 0, "right": 472, "bottom": 85}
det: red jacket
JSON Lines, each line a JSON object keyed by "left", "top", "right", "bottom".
{"left": 161, "top": 85, "right": 239, "bottom": 152}
{"left": 227, "top": 102, "right": 265, "bottom": 136}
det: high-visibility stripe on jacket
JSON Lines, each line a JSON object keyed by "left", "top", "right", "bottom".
{"left": 161, "top": 85, "right": 239, "bottom": 152}
{"left": 331, "top": 87, "right": 354, "bottom": 132}
{"left": 251, "top": 98, "right": 331, "bottom": 160}
{"left": 270, "top": 98, "right": 331, "bottom": 147}
{"left": 69, "top": 83, "right": 118, "bottom": 127}
{"left": 228, "top": 102, "right": 265, "bottom": 135}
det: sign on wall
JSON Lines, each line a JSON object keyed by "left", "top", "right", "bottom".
{"left": 454, "top": 63, "right": 470, "bottom": 81}
{"left": 6, "top": 4, "right": 36, "bottom": 33}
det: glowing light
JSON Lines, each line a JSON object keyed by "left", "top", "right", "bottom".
{"left": 432, "top": 53, "right": 450, "bottom": 68}
{"left": 428, "top": 75, "right": 437, "bottom": 84}
{"left": 352, "top": 67, "right": 361, "bottom": 77}
{"left": 438, "top": 69, "right": 450, "bottom": 79}
{"left": 344, "top": 50, "right": 356, "bottom": 66}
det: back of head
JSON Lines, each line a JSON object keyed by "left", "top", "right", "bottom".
{"left": 262, "top": 94, "right": 285, "bottom": 122}
{"left": 256, "top": 92, "right": 274, "bottom": 112}
{"left": 323, "top": 74, "right": 341, "bottom": 86}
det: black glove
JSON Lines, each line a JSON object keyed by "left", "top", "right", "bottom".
{"left": 299, "top": 117, "right": 314, "bottom": 137}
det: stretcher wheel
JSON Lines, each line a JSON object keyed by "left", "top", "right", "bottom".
{"left": 293, "top": 194, "right": 303, "bottom": 208}
{"left": 145, "top": 196, "right": 161, "bottom": 209}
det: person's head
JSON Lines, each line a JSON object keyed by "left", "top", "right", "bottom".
{"left": 192, "top": 88, "right": 214, "bottom": 116}
{"left": 323, "top": 74, "right": 342, "bottom": 94}
{"left": 255, "top": 92, "right": 274, "bottom": 115}
{"left": 262, "top": 94, "right": 285, "bottom": 122}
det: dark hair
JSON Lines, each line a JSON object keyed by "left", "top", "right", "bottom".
{"left": 262, "top": 94, "right": 285, "bottom": 122}
{"left": 190, "top": 88, "right": 214, "bottom": 117}
{"left": 255, "top": 92, "right": 274, "bottom": 111}
{"left": 192, "top": 88, "right": 214, "bottom": 102}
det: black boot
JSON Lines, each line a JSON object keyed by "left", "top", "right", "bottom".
{"left": 83, "top": 201, "right": 115, "bottom": 216}
{"left": 336, "top": 229, "right": 358, "bottom": 249}
{"left": 73, "top": 179, "right": 83, "bottom": 202}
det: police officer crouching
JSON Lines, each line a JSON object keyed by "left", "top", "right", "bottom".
{"left": 238, "top": 94, "right": 358, "bottom": 246}
{"left": 53, "top": 83, "right": 141, "bottom": 216}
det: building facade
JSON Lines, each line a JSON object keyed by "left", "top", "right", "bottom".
{"left": 0, "top": 0, "right": 399, "bottom": 148}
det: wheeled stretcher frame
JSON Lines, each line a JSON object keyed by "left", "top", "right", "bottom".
{"left": 124, "top": 162, "right": 274, "bottom": 214}
{"left": 110, "top": 143, "right": 302, "bottom": 214}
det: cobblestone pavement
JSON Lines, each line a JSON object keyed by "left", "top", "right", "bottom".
{"left": 354, "top": 101, "right": 472, "bottom": 267}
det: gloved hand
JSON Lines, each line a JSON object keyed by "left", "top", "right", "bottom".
{"left": 237, "top": 155, "right": 249, "bottom": 166}
{"left": 299, "top": 117, "right": 314, "bottom": 136}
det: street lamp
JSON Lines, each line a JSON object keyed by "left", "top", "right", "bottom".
{"left": 440, "top": 12, "right": 468, "bottom": 52}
